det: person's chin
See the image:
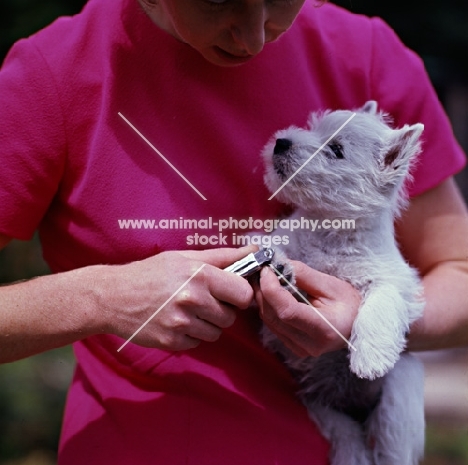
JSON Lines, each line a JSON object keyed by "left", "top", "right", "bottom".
{"left": 208, "top": 46, "right": 255, "bottom": 66}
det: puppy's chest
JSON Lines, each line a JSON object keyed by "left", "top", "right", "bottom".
{"left": 289, "top": 232, "right": 375, "bottom": 291}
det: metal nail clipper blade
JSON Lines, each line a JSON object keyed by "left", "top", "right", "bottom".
{"left": 224, "top": 247, "right": 275, "bottom": 277}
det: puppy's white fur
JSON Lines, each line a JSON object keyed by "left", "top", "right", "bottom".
{"left": 261, "top": 101, "right": 425, "bottom": 465}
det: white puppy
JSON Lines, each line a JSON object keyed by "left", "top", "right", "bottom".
{"left": 261, "top": 101, "right": 426, "bottom": 465}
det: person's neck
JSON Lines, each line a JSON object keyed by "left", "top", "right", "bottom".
{"left": 136, "top": 0, "right": 184, "bottom": 43}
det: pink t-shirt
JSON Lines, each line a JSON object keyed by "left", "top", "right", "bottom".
{"left": 0, "top": 0, "right": 465, "bottom": 463}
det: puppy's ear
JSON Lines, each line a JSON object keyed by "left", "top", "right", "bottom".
{"left": 360, "top": 100, "right": 378, "bottom": 115}
{"left": 381, "top": 123, "right": 424, "bottom": 174}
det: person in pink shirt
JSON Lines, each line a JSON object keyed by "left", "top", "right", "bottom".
{"left": 0, "top": 0, "right": 467, "bottom": 463}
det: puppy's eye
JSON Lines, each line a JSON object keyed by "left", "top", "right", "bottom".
{"left": 328, "top": 143, "right": 344, "bottom": 159}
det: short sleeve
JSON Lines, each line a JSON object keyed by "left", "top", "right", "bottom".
{"left": 0, "top": 39, "right": 66, "bottom": 240}
{"left": 369, "top": 18, "right": 466, "bottom": 196}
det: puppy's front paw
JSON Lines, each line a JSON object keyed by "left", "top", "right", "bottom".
{"left": 269, "top": 248, "right": 296, "bottom": 289}
{"left": 348, "top": 286, "right": 408, "bottom": 380}
{"left": 349, "top": 336, "right": 400, "bottom": 380}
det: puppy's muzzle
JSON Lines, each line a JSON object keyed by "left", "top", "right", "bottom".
{"left": 272, "top": 138, "right": 293, "bottom": 180}
{"left": 274, "top": 138, "right": 293, "bottom": 155}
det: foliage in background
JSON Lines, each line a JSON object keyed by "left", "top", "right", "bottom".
{"left": 0, "top": 236, "right": 49, "bottom": 284}
{"left": 424, "top": 424, "right": 468, "bottom": 465}
{"left": 0, "top": 235, "right": 73, "bottom": 463}
{"left": 0, "top": 0, "right": 86, "bottom": 61}
{"left": 0, "top": 349, "right": 74, "bottom": 464}
{"left": 331, "top": 0, "right": 468, "bottom": 88}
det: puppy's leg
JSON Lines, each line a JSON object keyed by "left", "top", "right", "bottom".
{"left": 269, "top": 246, "right": 296, "bottom": 288}
{"left": 350, "top": 284, "right": 409, "bottom": 379}
{"left": 365, "top": 354, "right": 425, "bottom": 465}
{"left": 308, "top": 404, "right": 372, "bottom": 465}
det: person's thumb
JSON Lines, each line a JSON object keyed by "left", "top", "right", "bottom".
{"left": 180, "top": 245, "right": 258, "bottom": 269}
{"left": 293, "top": 260, "right": 341, "bottom": 298}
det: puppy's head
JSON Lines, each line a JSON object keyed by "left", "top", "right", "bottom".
{"left": 262, "top": 101, "right": 424, "bottom": 217}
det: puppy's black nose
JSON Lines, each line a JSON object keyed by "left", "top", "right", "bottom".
{"left": 274, "top": 138, "right": 292, "bottom": 155}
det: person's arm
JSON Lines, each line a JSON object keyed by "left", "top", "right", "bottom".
{"left": 397, "top": 177, "right": 468, "bottom": 350}
{"left": 255, "top": 177, "right": 468, "bottom": 356}
{"left": 0, "top": 238, "right": 256, "bottom": 364}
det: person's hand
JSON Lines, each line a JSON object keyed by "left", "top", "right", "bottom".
{"left": 254, "top": 260, "right": 361, "bottom": 357}
{"left": 97, "top": 246, "right": 256, "bottom": 350}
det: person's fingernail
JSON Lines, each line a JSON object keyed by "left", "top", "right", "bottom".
{"left": 260, "top": 267, "right": 270, "bottom": 278}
